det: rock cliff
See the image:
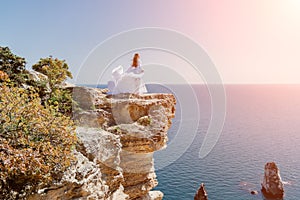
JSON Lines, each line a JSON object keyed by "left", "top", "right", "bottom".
{"left": 261, "top": 162, "right": 284, "bottom": 199}
{"left": 29, "top": 87, "right": 176, "bottom": 200}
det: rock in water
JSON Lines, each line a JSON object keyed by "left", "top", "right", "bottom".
{"left": 194, "top": 183, "right": 208, "bottom": 200}
{"left": 250, "top": 190, "right": 258, "bottom": 195}
{"left": 261, "top": 162, "right": 284, "bottom": 198}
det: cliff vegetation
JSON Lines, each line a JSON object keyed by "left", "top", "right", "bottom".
{"left": 0, "top": 47, "right": 77, "bottom": 199}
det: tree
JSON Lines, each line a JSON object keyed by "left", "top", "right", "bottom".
{"left": 32, "top": 57, "right": 72, "bottom": 88}
{"left": 32, "top": 57, "right": 74, "bottom": 115}
{"left": 0, "top": 47, "right": 27, "bottom": 86}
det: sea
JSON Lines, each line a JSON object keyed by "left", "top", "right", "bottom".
{"left": 95, "top": 84, "right": 300, "bottom": 200}
{"left": 152, "top": 84, "right": 300, "bottom": 200}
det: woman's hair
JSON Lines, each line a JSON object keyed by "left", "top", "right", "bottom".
{"left": 132, "top": 53, "right": 140, "bottom": 67}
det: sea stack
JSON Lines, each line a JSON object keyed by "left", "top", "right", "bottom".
{"left": 261, "top": 162, "right": 284, "bottom": 198}
{"left": 194, "top": 183, "right": 208, "bottom": 200}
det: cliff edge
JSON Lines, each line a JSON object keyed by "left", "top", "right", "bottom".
{"left": 29, "top": 86, "right": 176, "bottom": 200}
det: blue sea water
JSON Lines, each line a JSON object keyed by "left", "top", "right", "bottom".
{"left": 148, "top": 85, "right": 300, "bottom": 200}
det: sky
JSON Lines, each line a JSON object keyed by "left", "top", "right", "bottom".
{"left": 1, "top": 0, "right": 300, "bottom": 84}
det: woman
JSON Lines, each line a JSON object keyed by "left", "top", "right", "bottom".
{"left": 109, "top": 53, "right": 147, "bottom": 94}
{"left": 126, "top": 53, "right": 144, "bottom": 74}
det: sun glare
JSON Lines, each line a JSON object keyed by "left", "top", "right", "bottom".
{"left": 279, "top": 0, "right": 300, "bottom": 20}
{"left": 286, "top": 0, "right": 300, "bottom": 10}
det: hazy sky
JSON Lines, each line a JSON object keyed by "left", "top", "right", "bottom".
{"left": 1, "top": 0, "right": 300, "bottom": 84}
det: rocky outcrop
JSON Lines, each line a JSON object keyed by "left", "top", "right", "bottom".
{"left": 26, "top": 70, "right": 51, "bottom": 93}
{"left": 140, "top": 191, "right": 164, "bottom": 200}
{"left": 30, "top": 87, "right": 176, "bottom": 200}
{"left": 28, "top": 127, "right": 127, "bottom": 200}
{"left": 261, "top": 162, "right": 284, "bottom": 199}
{"left": 100, "top": 92, "right": 175, "bottom": 199}
{"left": 194, "top": 183, "right": 208, "bottom": 200}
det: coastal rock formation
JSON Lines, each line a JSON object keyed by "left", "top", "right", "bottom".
{"left": 261, "top": 162, "right": 284, "bottom": 198}
{"left": 194, "top": 183, "right": 208, "bottom": 200}
{"left": 28, "top": 127, "right": 127, "bottom": 200}
{"left": 29, "top": 87, "right": 176, "bottom": 200}
{"left": 140, "top": 191, "right": 164, "bottom": 200}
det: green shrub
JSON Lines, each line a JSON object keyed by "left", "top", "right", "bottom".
{"left": 0, "top": 47, "right": 74, "bottom": 115}
{"left": 0, "top": 47, "right": 27, "bottom": 86}
{"left": 0, "top": 85, "right": 77, "bottom": 199}
{"left": 32, "top": 57, "right": 72, "bottom": 88}
{"left": 48, "top": 87, "right": 73, "bottom": 115}
{"left": 32, "top": 57, "right": 73, "bottom": 115}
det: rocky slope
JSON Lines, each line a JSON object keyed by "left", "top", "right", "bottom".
{"left": 29, "top": 86, "right": 176, "bottom": 200}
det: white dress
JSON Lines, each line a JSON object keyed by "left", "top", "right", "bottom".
{"left": 108, "top": 64, "right": 147, "bottom": 94}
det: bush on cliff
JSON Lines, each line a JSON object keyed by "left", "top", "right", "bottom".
{"left": 0, "top": 70, "right": 9, "bottom": 82}
{"left": 32, "top": 57, "right": 73, "bottom": 88}
{"left": 0, "top": 85, "right": 77, "bottom": 199}
{"left": 0, "top": 47, "right": 27, "bottom": 86}
{"left": 32, "top": 57, "right": 73, "bottom": 115}
{"left": 0, "top": 47, "right": 73, "bottom": 115}
{"left": 0, "top": 48, "right": 77, "bottom": 198}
